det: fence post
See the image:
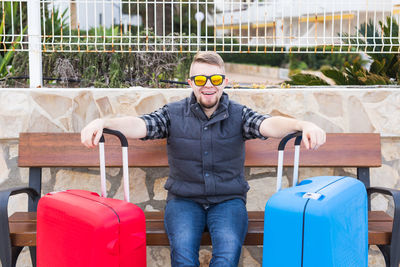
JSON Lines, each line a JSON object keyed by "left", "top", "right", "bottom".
{"left": 28, "top": 0, "right": 43, "bottom": 88}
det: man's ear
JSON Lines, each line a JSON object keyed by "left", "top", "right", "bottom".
{"left": 187, "top": 78, "right": 192, "bottom": 86}
{"left": 224, "top": 77, "right": 229, "bottom": 86}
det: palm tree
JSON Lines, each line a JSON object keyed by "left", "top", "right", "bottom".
{"left": 122, "top": 0, "right": 172, "bottom": 36}
{"left": 70, "top": 0, "right": 77, "bottom": 30}
{"left": 147, "top": 0, "right": 172, "bottom": 36}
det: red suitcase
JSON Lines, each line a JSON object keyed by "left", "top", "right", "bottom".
{"left": 37, "top": 129, "right": 146, "bottom": 267}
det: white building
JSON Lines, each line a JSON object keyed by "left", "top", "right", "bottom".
{"left": 53, "top": 0, "right": 141, "bottom": 31}
{"left": 211, "top": 0, "right": 400, "bottom": 47}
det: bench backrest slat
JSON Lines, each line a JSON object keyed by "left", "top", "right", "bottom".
{"left": 18, "top": 133, "right": 381, "bottom": 168}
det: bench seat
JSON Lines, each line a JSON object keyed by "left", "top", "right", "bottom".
{"left": 9, "top": 210, "right": 393, "bottom": 247}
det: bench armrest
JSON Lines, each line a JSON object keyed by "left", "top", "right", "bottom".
{"left": 0, "top": 187, "right": 39, "bottom": 264}
{"left": 367, "top": 186, "right": 400, "bottom": 266}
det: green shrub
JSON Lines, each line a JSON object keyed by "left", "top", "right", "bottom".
{"left": 221, "top": 52, "right": 288, "bottom": 68}
{"left": 9, "top": 50, "right": 192, "bottom": 88}
{"left": 288, "top": 51, "right": 360, "bottom": 72}
{"left": 287, "top": 17, "right": 400, "bottom": 86}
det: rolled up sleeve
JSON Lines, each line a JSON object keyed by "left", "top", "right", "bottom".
{"left": 242, "top": 106, "right": 270, "bottom": 140}
{"left": 139, "top": 105, "right": 170, "bottom": 140}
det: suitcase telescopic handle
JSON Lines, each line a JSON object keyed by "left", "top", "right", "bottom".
{"left": 276, "top": 131, "right": 302, "bottom": 192}
{"left": 99, "top": 128, "right": 130, "bottom": 202}
{"left": 100, "top": 128, "right": 129, "bottom": 147}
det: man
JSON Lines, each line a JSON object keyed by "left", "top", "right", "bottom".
{"left": 81, "top": 51, "right": 326, "bottom": 267}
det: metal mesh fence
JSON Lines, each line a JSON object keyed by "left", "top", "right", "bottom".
{"left": 1, "top": 0, "right": 29, "bottom": 51}
{"left": 1, "top": 0, "right": 400, "bottom": 53}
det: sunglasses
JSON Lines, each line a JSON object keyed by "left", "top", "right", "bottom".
{"left": 190, "top": 74, "right": 226, "bottom": 86}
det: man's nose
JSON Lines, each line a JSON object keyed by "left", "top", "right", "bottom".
{"left": 204, "top": 78, "right": 213, "bottom": 87}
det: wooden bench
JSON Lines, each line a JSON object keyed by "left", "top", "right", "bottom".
{"left": 1, "top": 132, "right": 399, "bottom": 267}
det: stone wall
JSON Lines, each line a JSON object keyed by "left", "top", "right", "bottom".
{"left": 1, "top": 87, "right": 399, "bottom": 267}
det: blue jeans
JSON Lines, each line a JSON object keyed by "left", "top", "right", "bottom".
{"left": 164, "top": 198, "right": 248, "bottom": 267}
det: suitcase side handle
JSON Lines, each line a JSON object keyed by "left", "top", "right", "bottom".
{"left": 276, "top": 131, "right": 302, "bottom": 192}
{"left": 99, "top": 128, "right": 130, "bottom": 202}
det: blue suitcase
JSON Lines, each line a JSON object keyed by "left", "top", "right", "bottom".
{"left": 262, "top": 132, "right": 368, "bottom": 267}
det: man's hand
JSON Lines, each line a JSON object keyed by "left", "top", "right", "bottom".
{"left": 81, "top": 118, "right": 105, "bottom": 148}
{"left": 260, "top": 116, "right": 326, "bottom": 150}
{"left": 81, "top": 116, "right": 147, "bottom": 147}
{"left": 298, "top": 121, "right": 326, "bottom": 150}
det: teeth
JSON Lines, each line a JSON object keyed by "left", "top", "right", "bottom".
{"left": 203, "top": 92, "right": 215, "bottom": 95}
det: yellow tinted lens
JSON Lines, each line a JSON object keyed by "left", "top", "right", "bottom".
{"left": 210, "top": 75, "right": 223, "bottom": 85}
{"left": 194, "top": 76, "right": 207, "bottom": 86}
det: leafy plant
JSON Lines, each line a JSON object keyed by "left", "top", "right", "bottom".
{"left": 288, "top": 56, "right": 391, "bottom": 86}
{"left": 0, "top": 25, "right": 27, "bottom": 77}
{"left": 288, "top": 17, "right": 400, "bottom": 86}
{"left": 288, "top": 51, "right": 359, "bottom": 72}
{"left": 323, "top": 57, "right": 389, "bottom": 85}
{"left": 42, "top": 4, "right": 69, "bottom": 41}
{"left": 0, "top": 2, "right": 68, "bottom": 79}
{"left": 0, "top": 1, "right": 27, "bottom": 78}
{"left": 289, "top": 73, "right": 329, "bottom": 86}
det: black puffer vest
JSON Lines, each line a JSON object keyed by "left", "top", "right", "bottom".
{"left": 165, "top": 92, "right": 249, "bottom": 204}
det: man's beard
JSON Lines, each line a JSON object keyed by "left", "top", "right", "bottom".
{"left": 199, "top": 99, "right": 219, "bottom": 109}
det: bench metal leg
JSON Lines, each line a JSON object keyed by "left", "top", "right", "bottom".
{"left": 29, "top": 247, "right": 37, "bottom": 267}
{"left": 377, "top": 244, "right": 400, "bottom": 267}
{"left": 11, "top": 247, "right": 23, "bottom": 267}
{"left": 28, "top": 168, "right": 41, "bottom": 213}
{"left": 368, "top": 187, "right": 400, "bottom": 267}
{"left": 357, "top": 167, "right": 371, "bottom": 209}
{"left": 28, "top": 167, "right": 41, "bottom": 267}
{"left": 0, "top": 187, "right": 40, "bottom": 267}
{"left": 378, "top": 245, "right": 391, "bottom": 267}
{"left": 1, "top": 247, "right": 36, "bottom": 267}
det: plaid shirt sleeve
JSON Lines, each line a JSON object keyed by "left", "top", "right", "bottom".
{"left": 139, "top": 105, "right": 170, "bottom": 140}
{"left": 242, "top": 106, "right": 271, "bottom": 140}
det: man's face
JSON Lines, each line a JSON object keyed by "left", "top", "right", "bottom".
{"left": 188, "top": 62, "right": 228, "bottom": 110}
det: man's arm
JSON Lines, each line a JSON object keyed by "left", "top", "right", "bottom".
{"left": 81, "top": 117, "right": 147, "bottom": 148}
{"left": 259, "top": 116, "right": 326, "bottom": 150}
